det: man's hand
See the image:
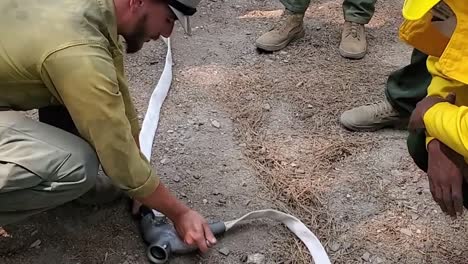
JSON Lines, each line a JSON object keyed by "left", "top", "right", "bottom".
{"left": 172, "top": 209, "right": 217, "bottom": 253}
{"left": 137, "top": 182, "right": 216, "bottom": 253}
{"left": 427, "top": 139, "right": 464, "bottom": 217}
{"left": 408, "top": 93, "right": 456, "bottom": 132}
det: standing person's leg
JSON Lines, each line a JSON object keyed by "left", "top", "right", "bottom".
{"left": 339, "top": 0, "right": 376, "bottom": 59}
{"left": 255, "top": 0, "right": 310, "bottom": 51}
{"left": 340, "top": 49, "right": 430, "bottom": 131}
{"left": 0, "top": 111, "right": 98, "bottom": 226}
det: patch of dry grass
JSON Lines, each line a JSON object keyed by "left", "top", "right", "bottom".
{"left": 217, "top": 82, "right": 361, "bottom": 263}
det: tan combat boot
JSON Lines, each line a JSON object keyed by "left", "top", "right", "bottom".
{"left": 340, "top": 100, "right": 402, "bottom": 131}
{"left": 255, "top": 10, "right": 305, "bottom": 52}
{"left": 339, "top": 21, "right": 367, "bottom": 59}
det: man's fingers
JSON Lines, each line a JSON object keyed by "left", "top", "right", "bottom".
{"left": 203, "top": 223, "right": 217, "bottom": 245}
{"left": 434, "top": 186, "right": 447, "bottom": 213}
{"left": 184, "top": 235, "right": 195, "bottom": 246}
{"left": 452, "top": 183, "right": 464, "bottom": 216}
{"left": 408, "top": 113, "right": 423, "bottom": 132}
{"left": 446, "top": 93, "right": 456, "bottom": 104}
{"left": 194, "top": 233, "right": 209, "bottom": 253}
{"left": 442, "top": 187, "right": 455, "bottom": 216}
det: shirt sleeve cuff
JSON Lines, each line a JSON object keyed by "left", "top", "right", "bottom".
{"left": 126, "top": 170, "right": 160, "bottom": 198}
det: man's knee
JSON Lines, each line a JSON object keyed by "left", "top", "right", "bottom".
{"left": 407, "top": 130, "right": 428, "bottom": 172}
{"left": 60, "top": 139, "right": 99, "bottom": 196}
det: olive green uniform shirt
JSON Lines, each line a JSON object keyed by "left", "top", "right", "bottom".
{"left": 0, "top": 0, "right": 158, "bottom": 197}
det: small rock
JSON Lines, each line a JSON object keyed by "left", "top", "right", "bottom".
{"left": 346, "top": 194, "right": 351, "bottom": 198}
{"left": 316, "top": 26, "right": 321, "bottom": 30}
{"left": 160, "top": 158, "right": 168, "bottom": 164}
{"left": 361, "top": 252, "right": 371, "bottom": 261}
{"left": 218, "top": 199, "right": 227, "bottom": 204}
{"left": 203, "top": 199, "right": 208, "bottom": 204}
{"left": 193, "top": 174, "right": 201, "bottom": 180}
{"left": 307, "top": 104, "right": 313, "bottom": 108}
{"left": 399, "top": 228, "right": 413, "bottom": 236}
{"left": 181, "top": 192, "right": 187, "bottom": 197}
{"left": 342, "top": 242, "right": 352, "bottom": 250}
{"left": 212, "top": 190, "right": 221, "bottom": 195}
{"left": 211, "top": 120, "right": 221, "bottom": 128}
{"left": 424, "top": 241, "right": 433, "bottom": 248}
{"left": 31, "top": 230, "right": 38, "bottom": 236}
{"left": 374, "top": 257, "right": 384, "bottom": 264}
{"left": 167, "top": 130, "right": 174, "bottom": 133}
{"left": 246, "top": 32, "right": 252, "bottom": 35}
{"left": 279, "top": 51, "right": 288, "bottom": 55}
{"left": 295, "top": 169, "right": 305, "bottom": 174}
{"left": 244, "top": 200, "right": 251, "bottom": 206}
{"left": 296, "top": 81, "right": 304, "bottom": 87}
{"left": 290, "top": 162, "right": 298, "bottom": 167}
{"left": 240, "top": 254, "right": 248, "bottom": 262}
{"left": 247, "top": 253, "right": 265, "bottom": 264}
{"left": 262, "top": 103, "right": 271, "bottom": 111}
{"left": 241, "top": 181, "right": 248, "bottom": 187}
{"left": 265, "top": 59, "right": 273, "bottom": 63}
{"left": 30, "top": 239, "right": 41, "bottom": 248}
{"left": 410, "top": 213, "right": 419, "bottom": 220}
{"left": 173, "top": 176, "right": 181, "bottom": 183}
{"left": 273, "top": 79, "right": 279, "bottom": 83}
{"left": 239, "top": 143, "right": 247, "bottom": 147}
{"left": 218, "top": 247, "right": 230, "bottom": 256}
{"left": 330, "top": 242, "right": 341, "bottom": 252}
{"left": 416, "top": 229, "right": 422, "bottom": 234}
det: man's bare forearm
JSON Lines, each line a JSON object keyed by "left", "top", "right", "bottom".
{"left": 136, "top": 182, "right": 190, "bottom": 220}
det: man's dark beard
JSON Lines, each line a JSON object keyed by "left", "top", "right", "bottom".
{"left": 124, "top": 15, "right": 147, "bottom": 54}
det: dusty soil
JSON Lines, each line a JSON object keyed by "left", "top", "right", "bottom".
{"left": 2, "top": 0, "right": 468, "bottom": 264}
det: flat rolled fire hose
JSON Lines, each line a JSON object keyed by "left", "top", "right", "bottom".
{"left": 138, "top": 37, "right": 331, "bottom": 264}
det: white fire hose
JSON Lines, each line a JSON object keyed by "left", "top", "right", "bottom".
{"left": 138, "top": 37, "right": 331, "bottom": 264}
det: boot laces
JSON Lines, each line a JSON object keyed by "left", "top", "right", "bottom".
{"left": 273, "top": 10, "right": 299, "bottom": 34}
{"left": 368, "top": 101, "right": 398, "bottom": 118}
{"left": 346, "top": 22, "right": 361, "bottom": 40}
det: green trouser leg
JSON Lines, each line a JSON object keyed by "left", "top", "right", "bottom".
{"left": 385, "top": 49, "right": 431, "bottom": 118}
{"left": 280, "top": 0, "right": 310, "bottom": 14}
{"left": 343, "top": 0, "right": 376, "bottom": 24}
{"left": 281, "top": 0, "right": 376, "bottom": 23}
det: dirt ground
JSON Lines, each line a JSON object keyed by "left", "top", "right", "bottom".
{"left": 2, "top": 0, "right": 468, "bottom": 263}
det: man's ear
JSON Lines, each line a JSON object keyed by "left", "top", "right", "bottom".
{"left": 129, "top": 0, "right": 144, "bottom": 13}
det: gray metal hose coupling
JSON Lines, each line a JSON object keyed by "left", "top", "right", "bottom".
{"left": 139, "top": 206, "right": 226, "bottom": 263}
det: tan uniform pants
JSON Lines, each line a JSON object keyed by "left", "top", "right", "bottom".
{"left": 0, "top": 111, "right": 98, "bottom": 226}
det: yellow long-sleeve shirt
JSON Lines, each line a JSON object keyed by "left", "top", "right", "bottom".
{"left": 400, "top": 0, "right": 468, "bottom": 159}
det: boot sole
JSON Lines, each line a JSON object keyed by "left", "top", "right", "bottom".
{"left": 340, "top": 118, "right": 408, "bottom": 132}
{"left": 339, "top": 47, "right": 367, "bottom": 60}
{"left": 255, "top": 28, "right": 305, "bottom": 52}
